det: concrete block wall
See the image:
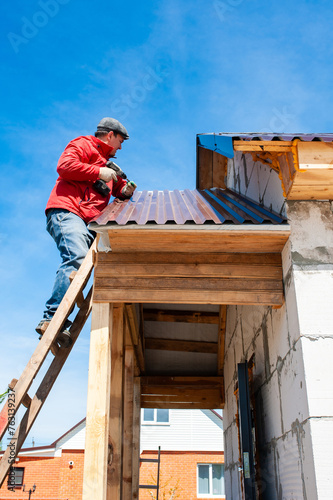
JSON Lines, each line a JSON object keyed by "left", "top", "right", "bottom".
{"left": 223, "top": 200, "right": 333, "bottom": 500}
{"left": 227, "top": 152, "right": 286, "bottom": 216}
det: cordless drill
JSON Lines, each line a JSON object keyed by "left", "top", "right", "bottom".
{"left": 93, "top": 160, "right": 136, "bottom": 197}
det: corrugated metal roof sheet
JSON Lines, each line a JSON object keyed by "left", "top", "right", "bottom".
{"left": 90, "top": 188, "right": 286, "bottom": 227}
{"left": 198, "top": 132, "right": 333, "bottom": 142}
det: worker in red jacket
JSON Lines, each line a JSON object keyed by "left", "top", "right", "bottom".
{"left": 36, "top": 117, "right": 135, "bottom": 346}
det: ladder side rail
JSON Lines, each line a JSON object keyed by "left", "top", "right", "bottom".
{"left": 0, "top": 239, "right": 96, "bottom": 441}
{"left": 139, "top": 446, "right": 161, "bottom": 497}
{"left": 0, "top": 286, "right": 93, "bottom": 488}
{"left": 156, "top": 446, "right": 161, "bottom": 500}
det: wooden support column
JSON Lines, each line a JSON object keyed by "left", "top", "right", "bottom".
{"left": 132, "top": 376, "right": 141, "bottom": 500}
{"left": 83, "top": 302, "right": 113, "bottom": 500}
{"left": 108, "top": 304, "right": 125, "bottom": 500}
{"left": 122, "top": 344, "right": 135, "bottom": 499}
{"left": 82, "top": 303, "right": 125, "bottom": 500}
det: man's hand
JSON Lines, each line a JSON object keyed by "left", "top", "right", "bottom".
{"left": 99, "top": 166, "right": 118, "bottom": 182}
{"left": 121, "top": 181, "right": 137, "bottom": 198}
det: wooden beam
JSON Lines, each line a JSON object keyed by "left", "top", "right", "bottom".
{"left": 122, "top": 347, "right": 134, "bottom": 500}
{"left": 141, "top": 376, "right": 224, "bottom": 409}
{"left": 233, "top": 140, "right": 293, "bottom": 152}
{"left": 108, "top": 304, "right": 125, "bottom": 500}
{"left": 297, "top": 141, "right": 333, "bottom": 170}
{"left": 105, "top": 228, "right": 290, "bottom": 254}
{"left": 197, "top": 147, "right": 227, "bottom": 190}
{"left": 95, "top": 288, "right": 283, "bottom": 306}
{"left": 143, "top": 309, "right": 219, "bottom": 324}
{"left": 145, "top": 337, "right": 218, "bottom": 354}
{"left": 97, "top": 251, "right": 283, "bottom": 266}
{"left": 132, "top": 377, "right": 141, "bottom": 500}
{"left": 83, "top": 302, "right": 113, "bottom": 500}
{"left": 124, "top": 304, "right": 145, "bottom": 374}
{"left": 218, "top": 305, "right": 227, "bottom": 376}
{"left": 94, "top": 275, "right": 284, "bottom": 306}
{"left": 142, "top": 402, "right": 224, "bottom": 409}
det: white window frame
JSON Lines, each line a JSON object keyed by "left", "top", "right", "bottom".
{"left": 141, "top": 408, "right": 170, "bottom": 426}
{"left": 197, "top": 463, "right": 225, "bottom": 498}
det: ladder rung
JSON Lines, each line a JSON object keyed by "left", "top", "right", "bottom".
{"left": 139, "top": 485, "right": 158, "bottom": 489}
{"left": 140, "top": 458, "right": 159, "bottom": 463}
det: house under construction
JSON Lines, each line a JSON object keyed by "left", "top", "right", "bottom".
{"left": 0, "top": 132, "right": 332, "bottom": 500}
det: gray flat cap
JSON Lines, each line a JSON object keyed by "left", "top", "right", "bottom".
{"left": 96, "top": 117, "right": 129, "bottom": 139}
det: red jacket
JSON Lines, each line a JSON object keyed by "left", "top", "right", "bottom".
{"left": 46, "top": 135, "right": 128, "bottom": 223}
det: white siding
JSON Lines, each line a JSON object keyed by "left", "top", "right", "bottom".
{"left": 55, "top": 420, "right": 86, "bottom": 451}
{"left": 140, "top": 409, "right": 223, "bottom": 452}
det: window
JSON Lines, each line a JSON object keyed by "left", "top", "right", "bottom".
{"left": 142, "top": 409, "right": 169, "bottom": 424}
{"left": 7, "top": 467, "right": 24, "bottom": 489}
{"left": 197, "top": 464, "right": 225, "bottom": 498}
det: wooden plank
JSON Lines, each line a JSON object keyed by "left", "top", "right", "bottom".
{"left": 122, "top": 347, "right": 134, "bottom": 500}
{"left": 83, "top": 302, "right": 112, "bottom": 500}
{"left": 141, "top": 388, "right": 221, "bottom": 400}
{"left": 218, "top": 305, "right": 227, "bottom": 376}
{"left": 95, "top": 277, "right": 283, "bottom": 292}
{"left": 142, "top": 402, "right": 224, "bottom": 409}
{"left": 145, "top": 337, "right": 218, "bottom": 354}
{"left": 106, "top": 229, "right": 290, "bottom": 253}
{"left": 96, "top": 252, "right": 283, "bottom": 266}
{"left": 108, "top": 304, "right": 124, "bottom": 500}
{"left": 95, "top": 263, "right": 283, "bottom": 279}
{"left": 197, "top": 146, "right": 213, "bottom": 189}
{"left": 141, "top": 376, "right": 222, "bottom": 387}
{"left": 143, "top": 309, "right": 219, "bottom": 324}
{"left": 297, "top": 141, "right": 333, "bottom": 169}
{"left": 132, "top": 377, "right": 141, "bottom": 500}
{"left": 124, "top": 304, "right": 145, "bottom": 374}
{"left": 94, "top": 288, "right": 284, "bottom": 306}
{"left": 212, "top": 150, "right": 227, "bottom": 188}
{"left": 278, "top": 154, "right": 293, "bottom": 197}
{"left": 233, "top": 141, "right": 293, "bottom": 153}
{"left": 0, "top": 239, "right": 96, "bottom": 442}
{"left": 0, "top": 288, "right": 93, "bottom": 489}
{"left": 288, "top": 185, "right": 333, "bottom": 200}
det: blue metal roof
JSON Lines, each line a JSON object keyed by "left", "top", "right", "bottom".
{"left": 90, "top": 188, "right": 286, "bottom": 227}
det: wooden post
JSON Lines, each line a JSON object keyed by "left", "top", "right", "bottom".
{"left": 132, "top": 376, "right": 141, "bottom": 499}
{"left": 82, "top": 303, "right": 125, "bottom": 500}
{"left": 83, "top": 302, "right": 113, "bottom": 500}
{"left": 122, "top": 347, "right": 135, "bottom": 500}
{"left": 108, "top": 304, "right": 125, "bottom": 500}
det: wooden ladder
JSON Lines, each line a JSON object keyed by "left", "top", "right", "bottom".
{"left": 139, "top": 446, "right": 161, "bottom": 500}
{"left": 0, "top": 239, "right": 97, "bottom": 488}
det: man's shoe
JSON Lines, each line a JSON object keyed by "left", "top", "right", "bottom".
{"left": 35, "top": 319, "right": 73, "bottom": 348}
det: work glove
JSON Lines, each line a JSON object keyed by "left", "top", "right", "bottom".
{"left": 121, "top": 181, "right": 137, "bottom": 198}
{"left": 99, "top": 166, "right": 118, "bottom": 183}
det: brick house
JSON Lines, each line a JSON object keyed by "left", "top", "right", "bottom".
{"left": 0, "top": 409, "right": 224, "bottom": 500}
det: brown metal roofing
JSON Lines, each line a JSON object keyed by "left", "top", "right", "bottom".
{"left": 198, "top": 132, "right": 333, "bottom": 142}
{"left": 90, "top": 188, "right": 286, "bottom": 227}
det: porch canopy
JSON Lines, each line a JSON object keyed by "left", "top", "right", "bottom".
{"left": 88, "top": 187, "right": 289, "bottom": 410}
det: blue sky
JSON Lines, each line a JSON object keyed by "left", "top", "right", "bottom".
{"left": 0, "top": 0, "right": 332, "bottom": 447}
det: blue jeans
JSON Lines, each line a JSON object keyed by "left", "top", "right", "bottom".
{"left": 42, "top": 209, "right": 95, "bottom": 321}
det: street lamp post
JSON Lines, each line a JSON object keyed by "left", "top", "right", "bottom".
{"left": 23, "top": 484, "right": 36, "bottom": 500}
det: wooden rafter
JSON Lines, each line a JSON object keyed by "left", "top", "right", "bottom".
{"left": 143, "top": 308, "right": 219, "bottom": 324}
{"left": 141, "top": 376, "right": 224, "bottom": 409}
{"left": 145, "top": 337, "right": 218, "bottom": 354}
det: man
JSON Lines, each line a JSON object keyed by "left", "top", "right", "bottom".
{"left": 36, "top": 117, "right": 136, "bottom": 347}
